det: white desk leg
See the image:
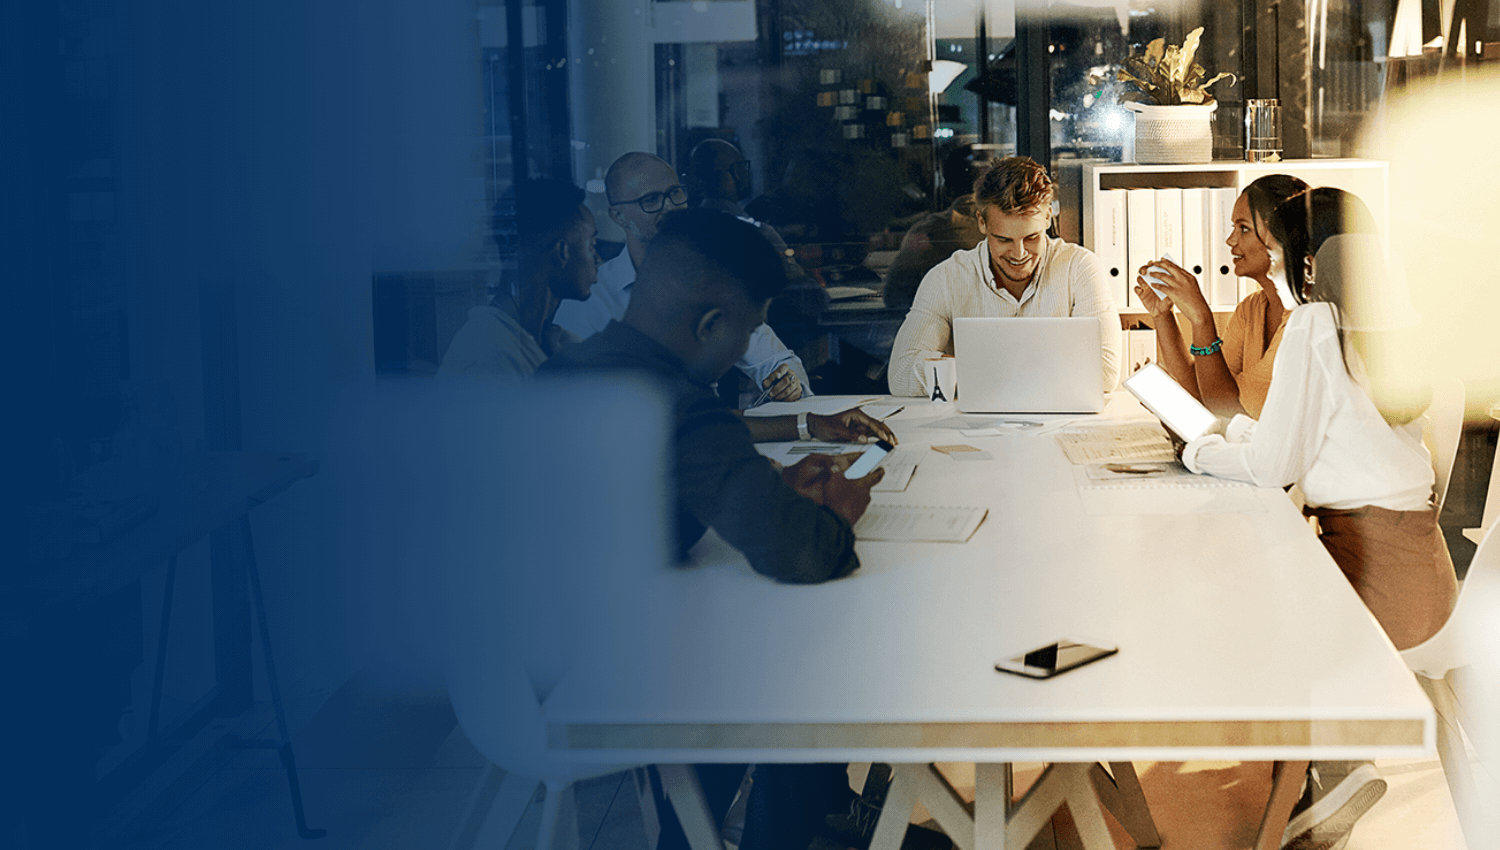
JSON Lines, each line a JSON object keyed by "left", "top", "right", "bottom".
{"left": 1062, "top": 768, "right": 1116, "bottom": 850}
{"left": 869, "top": 764, "right": 918, "bottom": 850}
{"left": 978, "top": 763, "right": 1116, "bottom": 850}
{"left": 1090, "top": 762, "right": 1161, "bottom": 847}
{"left": 994, "top": 764, "right": 1065, "bottom": 849}
{"left": 657, "top": 764, "right": 727, "bottom": 850}
{"left": 903, "top": 764, "right": 977, "bottom": 850}
{"left": 871, "top": 764, "right": 979, "bottom": 850}
{"left": 974, "top": 763, "right": 1011, "bottom": 850}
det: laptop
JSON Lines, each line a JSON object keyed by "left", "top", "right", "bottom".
{"left": 952, "top": 317, "right": 1105, "bottom": 413}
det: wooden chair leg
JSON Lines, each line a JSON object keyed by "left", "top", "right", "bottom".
{"left": 1253, "top": 759, "right": 1309, "bottom": 850}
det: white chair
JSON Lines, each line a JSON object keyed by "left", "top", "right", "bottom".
{"left": 1461, "top": 399, "right": 1500, "bottom": 544}
{"left": 340, "top": 377, "right": 725, "bottom": 850}
{"left": 1401, "top": 522, "right": 1500, "bottom": 849}
{"left": 445, "top": 650, "right": 723, "bottom": 850}
{"left": 1423, "top": 375, "right": 1465, "bottom": 515}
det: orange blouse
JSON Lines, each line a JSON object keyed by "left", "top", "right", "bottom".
{"left": 1221, "top": 289, "right": 1287, "bottom": 418}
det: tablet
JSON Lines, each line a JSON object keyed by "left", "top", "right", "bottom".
{"left": 1123, "top": 363, "right": 1219, "bottom": 442}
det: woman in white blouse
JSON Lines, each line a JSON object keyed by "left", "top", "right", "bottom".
{"left": 1181, "top": 186, "right": 1458, "bottom": 849}
{"left": 1183, "top": 187, "right": 1457, "bottom": 649}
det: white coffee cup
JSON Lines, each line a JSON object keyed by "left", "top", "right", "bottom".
{"left": 926, "top": 357, "right": 957, "bottom": 402}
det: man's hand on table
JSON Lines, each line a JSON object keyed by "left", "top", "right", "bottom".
{"left": 808, "top": 408, "right": 898, "bottom": 445}
{"left": 781, "top": 454, "right": 884, "bottom": 526}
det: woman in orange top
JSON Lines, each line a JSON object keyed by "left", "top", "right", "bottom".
{"left": 1134, "top": 174, "right": 1309, "bottom": 417}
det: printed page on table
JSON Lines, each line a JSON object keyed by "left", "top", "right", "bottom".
{"left": 742, "top": 395, "right": 887, "bottom": 417}
{"left": 1053, "top": 423, "right": 1177, "bottom": 464}
{"left": 854, "top": 505, "right": 988, "bottom": 543}
{"left": 1075, "top": 460, "right": 1248, "bottom": 489}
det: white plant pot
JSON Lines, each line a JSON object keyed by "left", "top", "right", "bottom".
{"left": 1125, "top": 101, "right": 1217, "bottom": 164}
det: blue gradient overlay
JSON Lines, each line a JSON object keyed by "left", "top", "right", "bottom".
{"left": 5, "top": 2, "right": 722, "bottom": 846}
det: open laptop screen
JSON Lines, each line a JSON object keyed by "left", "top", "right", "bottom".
{"left": 952, "top": 317, "right": 1105, "bottom": 413}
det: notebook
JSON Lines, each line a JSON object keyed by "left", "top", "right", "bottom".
{"left": 952, "top": 317, "right": 1106, "bottom": 413}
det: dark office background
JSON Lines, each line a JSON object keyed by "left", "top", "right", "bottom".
{"left": 7, "top": 1, "right": 1497, "bottom": 848}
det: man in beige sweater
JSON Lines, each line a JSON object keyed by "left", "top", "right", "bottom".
{"left": 886, "top": 156, "right": 1121, "bottom": 397}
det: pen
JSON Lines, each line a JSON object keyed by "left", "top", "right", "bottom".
{"left": 880, "top": 406, "right": 904, "bottom": 420}
{"left": 748, "top": 385, "right": 773, "bottom": 408}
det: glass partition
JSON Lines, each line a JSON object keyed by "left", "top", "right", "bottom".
{"left": 534, "top": 0, "right": 1411, "bottom": 388}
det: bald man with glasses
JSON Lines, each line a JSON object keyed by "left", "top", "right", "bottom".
{"left": 556, "top": 151, "right": 811, "bottom": 403}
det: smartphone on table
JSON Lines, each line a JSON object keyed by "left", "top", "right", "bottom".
{"left": 994, "top": 638, "right": 1118, "bottom": 679}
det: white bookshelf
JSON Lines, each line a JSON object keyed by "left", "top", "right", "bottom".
{"left": 1081, "top": 159, "right": 1390, "bottom": 315}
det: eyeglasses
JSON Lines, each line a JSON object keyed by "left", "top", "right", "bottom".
{"left": 609, "top": 185, "right": 688, "bottom": 214}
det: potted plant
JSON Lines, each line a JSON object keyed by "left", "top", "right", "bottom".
{"left": 1112, "top": 28, "right": 1236, "bottom": 163}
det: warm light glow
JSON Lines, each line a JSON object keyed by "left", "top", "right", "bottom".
{"left": 1360, "top": 68, "right": 1500, "bottom": 395}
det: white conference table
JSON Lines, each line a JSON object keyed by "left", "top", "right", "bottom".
{"left": 543, "top": 395, "right": 1435, "bottom": 850}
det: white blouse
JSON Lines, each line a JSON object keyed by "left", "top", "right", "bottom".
{"left": 1182, "top": 302, "right": 1435, "bottom": 511}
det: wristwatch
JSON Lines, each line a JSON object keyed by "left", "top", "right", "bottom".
{"left": 796, "top": 411, "right": 813, "bottom": 441}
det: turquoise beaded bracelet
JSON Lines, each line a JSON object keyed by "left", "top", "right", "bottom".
{"left": 1190, "top": 338, "right": 1223, "bottom": 356}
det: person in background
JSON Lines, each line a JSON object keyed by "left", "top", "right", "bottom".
{"left": 882, "top": 144, "right": 986, "bottom": 310}
{"left": 439, "top": 178, "right": 598, "bottom": 380}
{"left": 539, "top": 207, "right": 895, "bottom": 850}
{"left": 555, "top": 150, "right": 810, "bottom": 404}
{"left": 1134, "top": 174, "right": 1310, "bottom": 417}
{"left": 1181, "top": 188, "right": 1455, "bottom": 850}
{"left": 686, "top": 138, "right": 828, "bottom": 394}
{"left": 886, "top": 155, "right": 1121, "bottom": 396}
{"left": 687, "top": 137, "right": 808, "bottom": 282}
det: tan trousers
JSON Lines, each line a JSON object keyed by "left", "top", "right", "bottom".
{"left": 1305, "top": 504, "right": 1459, "bottom": 651}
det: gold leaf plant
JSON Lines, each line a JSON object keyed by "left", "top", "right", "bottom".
{"left": 1114, "top": 27, "right": 1236, "bottom": 106}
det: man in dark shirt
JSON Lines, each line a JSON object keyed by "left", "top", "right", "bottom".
{"left": 542, "top": 207, "right": 893, "bottom": 583}
{"left": 539, "top": 208, "right": 894, "bottom": 850}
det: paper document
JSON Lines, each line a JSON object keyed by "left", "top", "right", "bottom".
{"left": 860, "top": 402, "right": 905, "bottom": 421}
{"left": 743, "top": 396, "right": 884, "bottom": 417}
{"left": 931, "top": 444, "right": 994, "bottom": 461}
{"left": 870, "top": 447, "right": 920, "bottom": 492}
{"left": 1077, "top": 461, "right": 1246, "bottom": 489}
{"left": 929, "top": 415, "right": 1045, "bottom": 431}
{"left": 854, "top": 505, "right": 988, "bottom": 542}
{"left": 785, "top": 442, "right": 864, "bottom": 456}
{"left": 824, "top": 286, "right": 879, "bottom": 301}
{"left": 1054, "top": 424, "right": 1177, "bottom": 464}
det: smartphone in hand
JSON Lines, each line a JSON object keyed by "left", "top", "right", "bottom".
{"left": 843, "top": 439, "right": 894, "bottom": 479}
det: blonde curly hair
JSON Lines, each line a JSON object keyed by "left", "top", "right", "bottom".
{"left": 972, "top": 156, "right": 1054, "bottom": 217}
